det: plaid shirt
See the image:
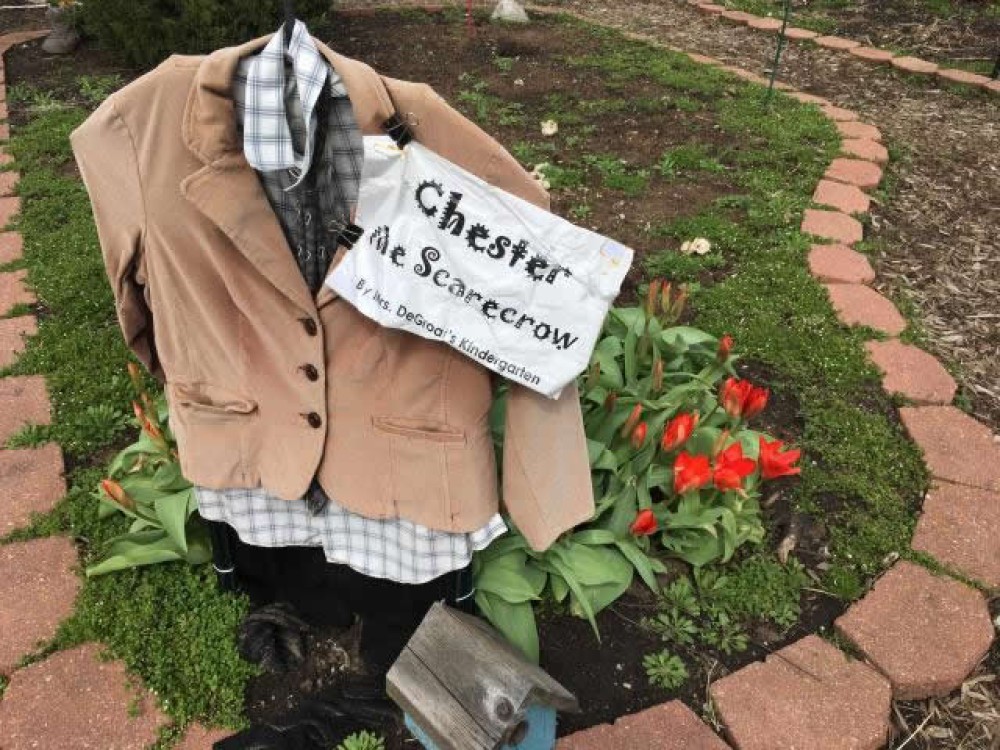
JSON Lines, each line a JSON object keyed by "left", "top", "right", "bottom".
{"left": 195, "top": 25, "right": 507, "bottom": 584}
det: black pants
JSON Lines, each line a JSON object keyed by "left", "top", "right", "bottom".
{"left": 215, "top": 520, "right": 472, "bottom": 673}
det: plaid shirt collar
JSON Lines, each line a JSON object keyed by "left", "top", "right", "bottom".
{"left": 243, "top": 19, "right": 347, "bottom": 184}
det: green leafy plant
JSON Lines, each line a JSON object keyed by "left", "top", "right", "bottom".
{"left": 476, "top": 280, "right": 803, "bottom": 662}
{"left": 85, "top": 364, "right": 211, "bottom": 577}
{"left": 76, "top": 75, "right": 124, "bottom": 107}
{"left": 336, "top": 731, "right": 386, "bottom": 750}
{"left": 643, "top": 649, "right": 688, "bottom": 690}
{"left": 77, "top": 0, "right": 332, "bottom": 70}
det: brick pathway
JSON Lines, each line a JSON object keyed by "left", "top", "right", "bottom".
{"left": 0, "top": 29, "right": 195, "bottom": 750}
{"left": 3, "top": 10, "right": 999, "bottom": 748}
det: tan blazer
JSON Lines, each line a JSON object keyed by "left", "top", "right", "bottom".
{"left": 69, "top": 33, "right": 595, "bottom": 551}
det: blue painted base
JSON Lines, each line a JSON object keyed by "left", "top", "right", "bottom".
{"left": 405, "top": 705, "right": 557, "bottom": 750}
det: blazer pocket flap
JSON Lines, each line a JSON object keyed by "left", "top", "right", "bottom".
{"left": 170, "top": 382, "right": 258, "bottom": 416}
{"left": 372, "top": 416, "right": 466, "bottom": 444}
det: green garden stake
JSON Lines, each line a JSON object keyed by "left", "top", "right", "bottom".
{"left": 765, "top": 0, "right": 793, "bottom": 107}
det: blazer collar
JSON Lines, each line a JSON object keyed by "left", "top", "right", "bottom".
{"left": 179, "top": 34, "right": 394, "bottom": 315}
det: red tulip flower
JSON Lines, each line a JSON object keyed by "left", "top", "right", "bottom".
{"left": 631, "top": 421, "right": 648, "bottom": 449}
{"left": 720, "top": 378, "right": 769, "bottom": 420}
{"left": 717, "top": 334, "right": 733, "bottom": 361}
{"left": 713, "top": 442, "right": 757, "bottom": 492}
{"left": 674, "top": 451, "right": 712, "bottom": 495}
{"left": 661, "top": 412, "right": 698, "bottom": 452}
{"left": 742, "top": 386, "right": 769, "bottom": 419}
{"left": 630, "top": 509, "right": 658, "bottom": 536}
{"left": 759, "top": 437, "right": 802, "bottom": 480}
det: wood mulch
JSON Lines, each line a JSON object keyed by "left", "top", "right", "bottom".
{"left": 524, "top": 0, "right": 1000, "bottom": 434}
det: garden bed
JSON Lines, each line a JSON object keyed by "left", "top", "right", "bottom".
{"left": 1, "top": 7, "right": 927, "bottom": 745}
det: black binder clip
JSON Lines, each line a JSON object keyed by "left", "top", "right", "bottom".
{"left": 383, "top": 113, "right": 413, "bottom": 148}
{"left": 328, "top": 219, "right": 365, "bottom": 250}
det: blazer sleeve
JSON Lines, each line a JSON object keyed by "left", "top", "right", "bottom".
{"left": 416, "top": 84, "right": 596, "bottom": 552}
{"left": 70, "top": 97, "right": 164, "bottom": 384}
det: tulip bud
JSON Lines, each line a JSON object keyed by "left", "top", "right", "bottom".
{"left": 604, "top": 391, "right": 618, "bottom": 413}
{"left": 630, "top": 421, "right": 648, "bottom": 449}
{"left": 717, "top": 334, "right": 733, "bottom": 362}
{"left": 620, "top": 404, "right": 643, "bottom": 438}
{"left": 669, "top": 286, "right": 689, "bottom": 322}
{"left": 645, "top": 279, "right": 663, "bottom": 318}
{"left": 100, "top": 478, "right": 135, "bottom": 510}
{"left": 629, "top": 508, "right": 658, "bottom": 536}
{"left": 651, "top": 357, "right": 664, "bottom": 393}
{"left": 127, "top": 362, "right": 143, "bottom": 393}
{"left": 660, "top": 282, "right": 673, "bottom": 317}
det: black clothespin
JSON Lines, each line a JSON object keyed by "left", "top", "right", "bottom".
{"left": 284, "top": 0, "right": 296, "bottom": 46}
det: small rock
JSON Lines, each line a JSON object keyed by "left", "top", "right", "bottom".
{"left": 492, "top": 0, "right": 530, "bottom": 23}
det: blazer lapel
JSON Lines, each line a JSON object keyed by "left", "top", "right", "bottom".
{"left": 180, "top": 152, "right": 316, "bottom": 315}
{"left": 180, "top": 33, "right": 395, "bottom": 316}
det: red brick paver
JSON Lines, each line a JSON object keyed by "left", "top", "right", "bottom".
{"left": 0, "top": 374, "right": 51, "bottom": 443}
{"left": 558, "top": 701, "right": 730, "bottom": 749}
{"left": 812, "top": 179, "right": 871, "bottom": 215}
{"left": 835, "top": 120, "right": 882, "bottom": 142}
{"left": 900, "top": 406, "right": 1000, "bottom": 492}
{"left": 937, "top": 68, "right": 992, "bottom": 87}
{"left": 825, "top": 158, "right": 883, "bottom": 189}
{"left": 912, "top": 482, "right": 1000, "bottom": 588}
{"left": 808, "top": 244, "right": 875, "bottom": 284}
{"left": 835, "top": 562, "right": 994, "bottom": 699}
{"left": 802, "top": 209, "right": 863, "bottom": 245}
{"left": 0, "top": 170, "right": 18, "bottom": 197}
{"left": 824, "top": 284, "right": 906, "bottom": 334}
{"left": 746, "top": 17, "right": 782, "bottom": 32}
{"left": 822, "top": 105, "right": 859, "bottom": 122}
{"left": 813, "top": 35, "right": 861, "bottom": 51}
{"left": 0, "top": 231, "right": 21, "bottom": 263}
{"left": 0, "top": 642, "right": 169, "bottom": 749}
{"left": 0, "top": 443, "right": 66, "bottom": 532}
{"left": 0, "top": 536, "right": 79, "bottom": 673}
{"left": 175, "top": 723, "right": 234, "bottom": 749}
{"left": 865, "top": 340, "right": 956, "bottom": 404}
{"left": 787, "top": 91, "right": 829, "bottom": 105}
{"left": 848, "top": 46, "right": 894, "bottom": 63}
{"left": 710, "top": 635, "right": 891, "bottom": 750}
{"left": 697, "top": 4, "right": 726, "bottom": 14}
{"left": 0, "top": 314, "right": 36, "bottom": 368}
{"left": 720, "top": 9, "right": 755, "bottom": 22}
{"left": 0, "top": 268, "right": 35, "bottom": 314}
{"left": 784, "top": 27, "right": 818, "bottom": 40}
{"left": 891, "top": 56, "right": 939, "bottom": 75}
{"left": 841, "top": 138, "right": 889, "bottom": 164}
{"left": 0, "top": 195, "right": 19, "bottom": 228}
{"left": 0, "top": 151, "right": 12, "bottom": 168}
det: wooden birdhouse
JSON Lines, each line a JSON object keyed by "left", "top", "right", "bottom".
{"left": 387, "top": 602, "right": 579, "bottom": 750}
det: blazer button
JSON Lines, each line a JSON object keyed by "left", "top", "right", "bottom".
{"left": 302, "top": 364, "right": 319, "bottom": 381}
{"left": 301, "top": 317, "right": 318, "bottom": 336}
{"left": 306, "top": 412, "right": 323, "bottom": 429}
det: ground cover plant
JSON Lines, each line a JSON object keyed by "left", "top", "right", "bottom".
{"left": 0, "top": 7, "right": 927, "bottom": 744}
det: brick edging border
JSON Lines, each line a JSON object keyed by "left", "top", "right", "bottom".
{"left": 2, "top": 16, "right": 996, "bottom": 750}
{"left": 686, "top": 0, "right": 1000, "bottom": 95}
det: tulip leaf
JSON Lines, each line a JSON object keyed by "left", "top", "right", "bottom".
{"left": 476, "top": 590, "right": 540, "bottom": 663}
{"left": 84, "top": 529, "right": 184, "bottom": 577}
{"left": 616, "top": 539, "right": 661, "bottom": 593}
{"left": 477, "top": 564, "right": 545, "bottom": 604}
{"left": 155, "top": 489, "right": 193, "bottom": 554}
{"left": 547, "top": 555, "right": 600, "bottom": 641}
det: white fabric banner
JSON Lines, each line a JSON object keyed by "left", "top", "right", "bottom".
{"left": 325, "top": 136, "right": 634, "bottom": 399}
